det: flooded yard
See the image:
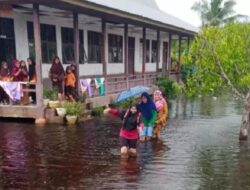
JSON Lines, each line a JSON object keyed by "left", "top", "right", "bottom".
{"left": 0, "top": 97, "right": 250, "bottom": 190}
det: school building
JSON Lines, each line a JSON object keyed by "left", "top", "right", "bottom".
{"left": 0, "top": 0, "right": 197, "bottom": 119}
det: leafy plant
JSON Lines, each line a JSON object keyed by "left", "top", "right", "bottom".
{"left": 156, "top": 77, "right": 180, "bottom": 99}
{"left": 62, "top": 101, "right": 83, "bottom": 117}
{"left": 91, "top": 106, "right": 105, "bottom": 117}
{"left": 186, "top": 22, "right": 250, "bottom": 140}
{"left": 114, "top": 97, "right": 139, "bottom": 109}
{"left": 43, "top": 88, "right": 58, "bottom": 101}
{"left": 191, "top": 0, "right": 247, "bottom": 27}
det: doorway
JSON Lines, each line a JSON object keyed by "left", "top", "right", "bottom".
{"left": 162, "top": 42, "right": 168, "bottom": 72}
{"left": 128, "top": 37, "right": 135, "bottom": 75}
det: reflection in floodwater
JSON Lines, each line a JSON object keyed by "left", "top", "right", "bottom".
{"left": 0, "top": 96, "right": 249, "bottom": 189}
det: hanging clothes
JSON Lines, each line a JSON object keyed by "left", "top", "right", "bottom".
{"left": 0, "top": 81, "right": 23, "bottom": 101}
{"left": 94, "top": 77, "right": 105, "bottom": 96}
{"left": 80, "top": 78, "right": 92, "bottom": 97}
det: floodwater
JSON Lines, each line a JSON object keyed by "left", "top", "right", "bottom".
{"left": 0, "top": 97, "right": 250, "bottom": 190}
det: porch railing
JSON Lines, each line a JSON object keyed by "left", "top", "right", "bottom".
{"left": 82, "top": 72, "right": 158, "bottom": 98}
{"left": 0, "top": 72, "right": 158, "bottom": 107}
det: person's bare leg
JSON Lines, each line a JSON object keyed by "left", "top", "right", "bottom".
{"left": 121, "top": 146, "right": 128, "bottom": 158}
{"left": 58, "top": 93, "right": 63, "bottom": 101}
{"left": 128, "top": 148, "right": 137, "bottom": 157}
{"left": 157, "top": 130, "right": 161, "bottom": 140}
{"left": 69, "top": 95, "right": 76, "bottom": 102}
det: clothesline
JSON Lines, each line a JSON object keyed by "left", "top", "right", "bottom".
{"left": 80, "top": 77, "right": 105, "bottom": 97}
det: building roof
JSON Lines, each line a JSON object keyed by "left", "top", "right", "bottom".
{"left": 85, "top": 0, "right": 198, "bottom": 34}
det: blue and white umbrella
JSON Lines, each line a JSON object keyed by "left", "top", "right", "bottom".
{"left": 116, "top": 86, "right": 150, "bottom": 103}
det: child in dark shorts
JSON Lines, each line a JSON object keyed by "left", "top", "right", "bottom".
{"left": 104, "top": 104, "right": 143, "bottom": 158}
{"left": 65, "top": 66, "right": 76, "bottom": 102}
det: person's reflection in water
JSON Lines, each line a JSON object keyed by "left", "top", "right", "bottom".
{"left": 152, "top": 140, "right": 170, "bottom": 157}
{"left": 120, "top": 157, "right": 141, "bottom": 176}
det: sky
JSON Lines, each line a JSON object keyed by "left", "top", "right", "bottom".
{"left": 155, "top": 0, "right": 250, "bottom": 27}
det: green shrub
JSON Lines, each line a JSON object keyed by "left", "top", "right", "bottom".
{"left": 43, "top": 88, "right": 58, "bottom": 100}
{"left": 91, "top": 106, "right": 105, "bottom": 117}
{"left": 156, "top": 77, "right": 179, "bottom": 98}
{"left": 62, "top": 101, "right": 83, "bottom": 117}
{"left": 115, "top": 97, "right": 139, "bottom": 109}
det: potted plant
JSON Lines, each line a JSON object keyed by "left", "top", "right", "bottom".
{"left": 43, "top": 88, "right": 59, "bottom": 109}
{"left": 56, "top": 107, "right": 66, "bottom": 117}
{"left": 63, "top": 102, "right": 82, "bottom": 125}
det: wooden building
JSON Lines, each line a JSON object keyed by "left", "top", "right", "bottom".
{"left": 0, "top": 0, "right": 197, "bottom": 119}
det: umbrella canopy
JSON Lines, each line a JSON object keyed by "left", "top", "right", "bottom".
{"left": 116, "top": 86, "right": 150, "bottom": 103}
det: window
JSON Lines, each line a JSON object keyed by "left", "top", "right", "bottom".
{"left": 140, "top": 39, "right": 150, "bottom": 62}
{"left": 27, "top": 22, "right": 57, "bottom": 63}
{"left": 151, "top": 40, "right": 157, "bottom": 63}
{"left": 0, "top": 18, "right": 16, "bottom": 64}
{"left": 108, "top": 34, "right": 123, "bottom": 63}
{"left": 61, "top": 27, "right": 85, "bottom": 64}
{"left": 88, "top": 31, "right": 101, "bottom": 63}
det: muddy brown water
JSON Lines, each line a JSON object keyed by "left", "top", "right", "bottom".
{"left": 0, "top": 97, "right": 250, "bottom": 190}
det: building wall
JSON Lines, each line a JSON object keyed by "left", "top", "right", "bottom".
{"left": 1, "top": 10, "right": 170, "bottom": 78}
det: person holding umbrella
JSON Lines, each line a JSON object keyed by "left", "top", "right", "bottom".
{"left": 138, "top": 92, "right": 158, "bottom": 142}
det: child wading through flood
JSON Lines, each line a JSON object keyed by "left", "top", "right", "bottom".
{"left": 104, "top": 104, "right": 143, "bottom": 158}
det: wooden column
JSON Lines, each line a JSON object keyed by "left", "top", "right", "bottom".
{"left": 167, "top": 33, "right": 172, "bottom": 77}
{"left": 156, "top": 29, "right": 160, "bottom": 73}
{"left": 102, "top": 19, "right": 107, "bottom": 94}
{"left": 124, "top": 23, "right": 129, "bottom": 88}
{"left": 73, "top": 13, "right": 80, "bottom": 93}
{"left": 142, "top": 27, "right": 146, "bottom": 85}
{"left": 33, "top": 4, "right": 43, "bottom": 119}
{"left": 177, "top": 35, "right": 182, "bottom": 82}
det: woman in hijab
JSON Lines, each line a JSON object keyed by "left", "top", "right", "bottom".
{"left": 0, "top": 61, "right": 10, "bottom": 104}
{"left": 153, "top": 90, "right": 168, "bottom": 140}
{"left": 11, "top": 59, "right": 28, "bottom": 81}
{"left": 138, "top": 92, "right": 158, "bottom": 142}
{"left": 49, "top": 56, "right": 65, "bottom": 100}
{"left": 0, "top": 61, "right": 10, "bottom": 81}
{"left": 27, "top": 57, "right": 36, "bottom": 103}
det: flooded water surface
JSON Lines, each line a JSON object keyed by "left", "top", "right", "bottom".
{"left": 0, "top": 97, "right": 250, "bottom": 190}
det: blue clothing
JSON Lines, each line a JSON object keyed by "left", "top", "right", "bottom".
{"left": 139, "top": 92, "right": 157, "bottom": 120}
{"left": 139, "top": 126, "right": 153, "bottom": 137}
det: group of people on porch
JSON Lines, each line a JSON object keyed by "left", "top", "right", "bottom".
{"left": 0, "top": 55, "right": 105, "bottom": 105}
{"left": 0, "top": 58, "right": 36, "bottom": 104}
{"left": 49, "top": 56, "right": 105, "bottom": 102}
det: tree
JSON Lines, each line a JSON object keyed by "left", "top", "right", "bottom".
{"left": 186, "top": 23, "right": 250, "bottom": 140}
{"left": 192, "top": 0, "right": 247, "bottom": 27}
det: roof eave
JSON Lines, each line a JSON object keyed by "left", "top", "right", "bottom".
{"left": 59, "top": 0, "right": 197, "bottom": 36}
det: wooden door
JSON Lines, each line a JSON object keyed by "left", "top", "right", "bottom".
{"left": 128, "top": 37, "right": 135, "bottom": 75}
{"left": 162, "top": 42, "right": 168, "bottom": 73}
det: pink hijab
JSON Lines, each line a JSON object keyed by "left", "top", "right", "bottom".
{"left": 154, "top": 90, "right": 166, "bottom": 112}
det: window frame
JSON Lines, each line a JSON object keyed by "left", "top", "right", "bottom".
{"left": 108, "top": 34, "right": 123, "bottom": 63}
{"left": 0, "top": 17, "right": 16, "bottom": 65}
{"left": 87, "top": 31, "right": 102, "bottom": 64}
{"left": 27, "top": 22, "right": 57, "bottom": 63}
{"left": 61, "top": 27, "right": 85, "bottom": 64}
